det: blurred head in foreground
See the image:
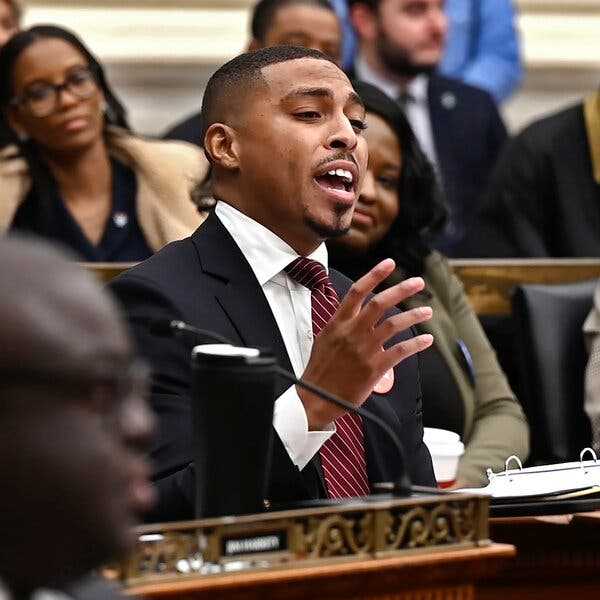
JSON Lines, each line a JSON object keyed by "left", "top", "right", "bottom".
{"left": 0, "top": 236, "right": 154, "bottom": 597}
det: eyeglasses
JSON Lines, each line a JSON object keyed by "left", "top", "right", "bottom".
{"left": 0, "top": 359, "right": 151, "bottom": 428}
{"left": 10, "top": 66, "right": 98, "bottom": 118}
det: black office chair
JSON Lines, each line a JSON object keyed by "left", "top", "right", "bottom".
{"left": 512, "top": 279, "right": 597, "bottom": 465}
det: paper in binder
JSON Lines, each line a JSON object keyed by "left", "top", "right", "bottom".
{"left": 458, "top": 448, "right": 600, "bottom": 502}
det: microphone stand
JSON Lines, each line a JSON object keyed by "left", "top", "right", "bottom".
{"left": 151, "top": 318, "right": 447, "bottom": 497}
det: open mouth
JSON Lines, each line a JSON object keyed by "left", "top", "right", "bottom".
{"left": 314, "top": 168, "right": 355, "bottom": 200}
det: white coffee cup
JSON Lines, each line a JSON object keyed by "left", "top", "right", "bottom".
{"left": 423, "top": 427, "right": 465, "bottom": 488}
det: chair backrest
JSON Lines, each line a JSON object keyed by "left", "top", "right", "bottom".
{"left": 512, "top": 280, "right": 597, "bottom": 464}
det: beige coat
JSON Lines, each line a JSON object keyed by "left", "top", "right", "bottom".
{"left": 0, "top": 128, "right": 208, "bottom": 251}
{"left": 401, "top": 252, "right": 530, "bottom": 486}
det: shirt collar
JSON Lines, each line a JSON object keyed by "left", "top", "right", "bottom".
{"left": 355, "top": 55, "right": 429, "bottom": 104}
{"left": 214, "top": 201, "right": 328, "bottom": 286}
{"left": 406, "top": 74, "right": 429, "bottom": 103}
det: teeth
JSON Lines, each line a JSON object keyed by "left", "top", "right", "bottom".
{"left": 326, "top": 168, "right": 353, "bottom": 184}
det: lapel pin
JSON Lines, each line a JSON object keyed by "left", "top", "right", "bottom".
{"left": 441, "top": 92, "right": 457, "bottom": 110}
{"left": 113, "top": 212, "right": 129, "bottom": 228}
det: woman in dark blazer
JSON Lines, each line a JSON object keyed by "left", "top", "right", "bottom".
{"left": 329, "top": 81, "right": 529, "bottom": 487}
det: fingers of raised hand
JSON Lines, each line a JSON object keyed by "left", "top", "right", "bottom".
{"left": 372, "top": 306, "right": 433, "bottom": 349}
{"left": 359, "top": 277, "right": 426, "bottom": 329}
{"left": 336, "top": 259, "right": 396, "bottom": 319}
{"left": 382, "top": 333, "right": 434, "bottom": 372}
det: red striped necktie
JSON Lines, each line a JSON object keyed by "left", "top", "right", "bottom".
{"left": 285, "top": 257, "right": 370, "bottom": 498}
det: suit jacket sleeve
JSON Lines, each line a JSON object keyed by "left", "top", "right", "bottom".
{"left": 467, "top": 127, "right": 553, "bottom": 258}
{"left": 110, "top": 271, "right": 201, "bottom": 521}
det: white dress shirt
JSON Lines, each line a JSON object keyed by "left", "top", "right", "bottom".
{"left": 355, "top": 56, "right": 440, "bottom": 170}
{"left": 215, "top": 201, "right": 334, "bottom": 470}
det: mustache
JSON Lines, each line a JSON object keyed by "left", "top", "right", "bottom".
{"left": 314, "top": 152, "right": 358, "bottom": 171}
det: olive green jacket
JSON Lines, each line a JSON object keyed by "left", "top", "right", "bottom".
{"left": 398, "top": 251, "right": 530, "bottom": 486}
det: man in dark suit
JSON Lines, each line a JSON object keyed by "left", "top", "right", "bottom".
{"left": 112, "top": 45, "right": 436, "bottom": 522}
{"left": 349, "top": 0, "right": 507, "bottom": 256}
{"left": 163, "top": 0, "right": 342, "bottom": 144}
{"left": 465, "top": 94, "right": 600, "bottom": 258}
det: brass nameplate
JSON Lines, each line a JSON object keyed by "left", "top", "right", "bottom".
{"left": 116, "top": 493, "right": 489, "bottom": 586}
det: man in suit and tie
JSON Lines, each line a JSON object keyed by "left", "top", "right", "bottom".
{"left": 112, "top": 45, "right": 436, "bottom": 522}
{"left": 349, "top": 0, "right": 507, "bottom": 256}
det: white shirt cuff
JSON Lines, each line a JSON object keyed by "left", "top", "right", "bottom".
{"left": 273, "top": 385, "right": 335, "bottom": 470}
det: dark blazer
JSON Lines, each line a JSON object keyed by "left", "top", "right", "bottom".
{"left": 162, "top": 111, "right": 202, "bottom": 146}
{"left": 426, "top": 75, "right": 507, "bottom": 256}
{"left": 111, "top": 211, "right": 434, "bottom": 522}
{"left": 464, "top": 102, "right": 600, "bottom": 258}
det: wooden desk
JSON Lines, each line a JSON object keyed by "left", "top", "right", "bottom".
{"left": 481, "top": 513, "right": 600, "bottom": 600}
{"left": 81, "top": 262, "right": 136, "bottom": 283}
{"left": 126, "top": 544, "right": 515, "bottom": 600}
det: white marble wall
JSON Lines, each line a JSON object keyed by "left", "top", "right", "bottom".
{"left": 21, "top": 0, "right": 600, "bottom": 136}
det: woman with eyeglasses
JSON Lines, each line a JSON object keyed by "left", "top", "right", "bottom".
{"left": 0, "top": 25, "right": 208, "bottom": 261}
{"left": 328, "top": 81, "right": 529, "bottom": 488}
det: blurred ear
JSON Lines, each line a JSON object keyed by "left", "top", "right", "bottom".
{"left": 351, "top": 3, "right": 379, "bottom": 42}
{"left": 203, "top": 123, "right": 240, "bottom": 171}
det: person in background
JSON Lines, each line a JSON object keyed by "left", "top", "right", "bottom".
{"left": 584, "top": 282, "right": 600, "bottom": 454}
{"left": 0, "top": 25, "right": 208, "bottom": 262}
{"left": 348, "top": 0, "right": 507, "bottom": 257}
{"left": 163, "top": 0, "right": 342, "bottom": 145}
{"left": 465, "top": 90, "right": 600, "bottom": 258}
{"left": 0, "top": 236, "right": 154, "bottom": 600}
{"left": 439, "top": 0, "right": 522, "bottom": 103}
{"left": 333, "top": 0, "right": 522, "bottom": 103}
{"left": 328, "top": 81, "right": 528, "bottom": 486}
{"left": 0, "top": 0, "right": 21, "bottom": 148}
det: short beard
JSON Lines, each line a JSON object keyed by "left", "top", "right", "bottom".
{"left": 304, "top": 213, "right": 351, "bottom": 240}
{"left": 376, "top": 25, "right": 437, "bottom": 78}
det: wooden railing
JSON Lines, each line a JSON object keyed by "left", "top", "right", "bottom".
{"left": 449, "top": 259, "right": 600, "bottom": 316}
{"left": 85, "top": 259, "right": 600, "bottom": 317}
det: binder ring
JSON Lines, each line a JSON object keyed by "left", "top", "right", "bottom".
{"left": 505, "top": 455, "right": 523, "bottom": 472}
{"left": 580, "top": 447, "right": 598, "bottom": 472}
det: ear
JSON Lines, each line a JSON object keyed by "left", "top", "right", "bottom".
{"left": 204, "top": 123, "right": 240, "bottom": 171}
{"left": 247, "top": 38, "right": 261, "bottom": 52}
{"left": 350, "top": 3, "right": 379, "bottom": 42}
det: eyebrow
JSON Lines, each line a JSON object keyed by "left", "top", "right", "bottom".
{"left": 282, "top": 87, "right": 365, "bottom": 110}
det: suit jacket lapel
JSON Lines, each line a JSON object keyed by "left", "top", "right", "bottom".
{"left": 362, "top": 392, "right": 404, "bottom": 485}
{"left": 428, "top": 76, "right": 453, "bottom": 185}
{"left": 192, "top": 212, "right": 321, "bottom": 501}
{"left": 191, "top": 211, "right": 294, "bottom": 385}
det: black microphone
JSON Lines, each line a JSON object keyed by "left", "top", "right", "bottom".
{"left": 149, "top": 319, "right": 232, "bottom": 345}
{"left": 150, "top": 318, "right": 444, "bottom": 498}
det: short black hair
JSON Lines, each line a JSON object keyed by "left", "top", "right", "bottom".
{"left": 200, "top": 45, "right": 337, "bottom": 145}
{"left": 251, "top": 0, "right": 335, "bottom": 42}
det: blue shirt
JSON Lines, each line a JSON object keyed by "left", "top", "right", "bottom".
{"left": 439, "top": 0, "right": 522, "bottom": 103}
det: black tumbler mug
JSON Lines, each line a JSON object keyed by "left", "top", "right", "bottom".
{"left": 191, "top": 344, "right": 277, "bottom": 518}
